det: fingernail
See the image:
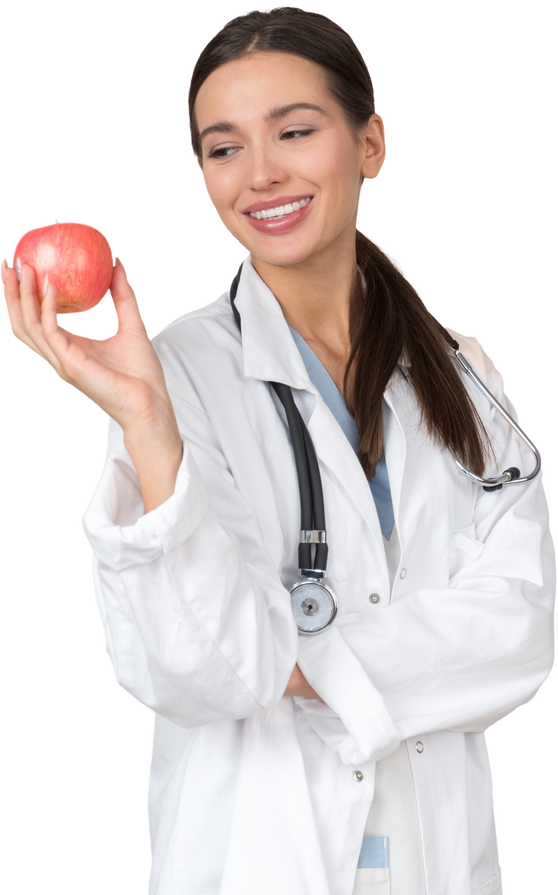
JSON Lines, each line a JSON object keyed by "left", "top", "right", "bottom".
{"left": 43, "top": 274, "right": 49, "bottom": 297}
{"left": 1, "top": 259, "right": 6, "bottom": 283}
{"left": 15, "top": 257, "right": 22, "bottom": 282}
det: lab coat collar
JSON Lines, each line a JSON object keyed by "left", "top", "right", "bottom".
{"left": 233, "top": 258, "right": 324, "bottom": 390}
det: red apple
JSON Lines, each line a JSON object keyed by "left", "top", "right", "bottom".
{"left": 13, "top": 222, "right": 113, "bottom": 313}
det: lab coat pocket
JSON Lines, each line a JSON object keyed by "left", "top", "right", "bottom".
{"left": 449, "top": 523, "right": 485, "bottom": 578}
{"left": 352, "top": 868, "right": 390, "bottom": 895}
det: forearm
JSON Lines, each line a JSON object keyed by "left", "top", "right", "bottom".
{"left": 83, "top": 431, "right": 301, "bottom": 726}
{"left": 103, "top": 425, "right": 321, "bottom": 712}
{"left": 123, "top": 415, "right": 183, "bottom": 513}
{"left": 284, "top": 663, "right": 323, "bottom": 700}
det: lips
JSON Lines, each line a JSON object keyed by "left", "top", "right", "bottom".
{"left": 249, "top": 197, "right": 312, "bottom": 221}
{"left": 243, "top": 196, "right": 314, "bottom": 235}
{"left": 241, "top": 195, "right": 314, "bottom": 215}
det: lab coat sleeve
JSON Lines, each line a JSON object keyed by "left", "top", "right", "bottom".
{"left": 82, "top": 401, "right": 298, "bottom": 729}
{"left": 296, "top": 339, "right": 555, "bottom": 758}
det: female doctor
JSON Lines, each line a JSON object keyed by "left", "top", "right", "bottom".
{"left": 2, "top": 7, "right": 555, "bottom": 895}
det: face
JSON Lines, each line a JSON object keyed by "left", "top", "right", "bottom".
{"left": 193, "top": 52, "right": 385, "bottom": 269}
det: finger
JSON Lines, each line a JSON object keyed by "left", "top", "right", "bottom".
{"left": 19, "top": 264, "right": 79, "bottom": 384}
{"left": 1, "top": 255, "right": 19, "bottom": 338}
{"left": 110, "top": 258, "right": 147, "bottom": 334}
{"left": 18, "top": 265, "right": 66, "bottom": 370}
{"left": 18, "top": 262, "right": 41, "bottom": 330}
{"left": 3, "top": 260, "right": 48, "bottom": 357}
{"left": 38, "top": 279, "right": 84, "bottom": 374}
{"left": 40, "top": 285, "right": 120, "bottom": 398}
{"left": 40, "top": 277, "right": 61, "bottom": 337}
{"left": 40, "top": 281, "right": 108, "bottom": 390}
{"left": 2, "top": 255, "right": 21, "bottom": 338}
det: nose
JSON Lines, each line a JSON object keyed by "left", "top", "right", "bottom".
{"left": 247, "top": 143, "right": 287, "bottom": 192}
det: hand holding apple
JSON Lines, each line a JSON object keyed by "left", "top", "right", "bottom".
{"left": 2, "top": 246, "right": 183, "bottom": 512}
{"left": 2, "top": 221, "right": 166, "bottom": 428}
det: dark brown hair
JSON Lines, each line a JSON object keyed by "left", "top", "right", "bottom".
{"left": 189, "top": 7, "right": 490, "bottom": 478}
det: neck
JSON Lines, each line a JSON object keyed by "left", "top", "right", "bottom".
{"left": 250, "top": 232, "right": 360, "bottom": 358}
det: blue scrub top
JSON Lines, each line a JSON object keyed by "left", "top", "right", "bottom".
{"left": 289, "top": 327, "right": 395, "bottom": 541}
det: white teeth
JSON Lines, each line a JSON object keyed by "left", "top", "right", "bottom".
{"left": 250, "top": 197, "right": 311, "bottom": 220}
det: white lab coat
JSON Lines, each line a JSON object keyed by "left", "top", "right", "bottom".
{"left": 83, "top": 258, "right": 555, "bottom": 895}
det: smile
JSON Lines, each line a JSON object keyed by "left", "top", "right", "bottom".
{"left": 249, "top": 197, "right": 312, "bottom": 220}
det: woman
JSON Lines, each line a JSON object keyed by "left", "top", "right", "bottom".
{"left": 2, "top": 7, "right": 554, "bottom": 895}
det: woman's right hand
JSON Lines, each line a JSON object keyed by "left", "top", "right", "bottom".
{"left": 4, "top": 257, "right": 169, "bottom": 428}
{"left": 2, "top": 257, "right": 183, "bottom": 511}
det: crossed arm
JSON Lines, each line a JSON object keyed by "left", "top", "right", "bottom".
{"left": 284, "top": 664, "right": 321, "bottom": 699}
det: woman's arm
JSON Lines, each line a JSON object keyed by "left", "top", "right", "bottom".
{"left": 123, "top": 419, "right": 183, "bottom": 512}
{"left": 85, "top": 411, "right": 301, "bottom": 727}
{"left": 295, "top": 350, "right": 554, "bottom": 760}
{"left": 3, "top": 258, "right": 183, "bottom": 512}
{"left": 4, "top": 259, "right": 310, "bottom": 720}
{"left": 284, "top": 665, "right": 321, "bottom": 699}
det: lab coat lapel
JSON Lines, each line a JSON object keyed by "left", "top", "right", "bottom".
{"left": 383, "top": 373, "right": 411, "bottom": 534}
{"left": 306, "top": 397, "right": 385, "bottom": 546}
{"left": 234, "top": 258, "right": 408, "bottom": 555}
{"left": 310, "top": 382, "right": 409, "bottom": 554}
{"left": 234, "top": 258, "right": 312, "bottom": 389}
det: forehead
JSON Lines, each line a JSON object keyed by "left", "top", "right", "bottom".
{"left": 194, "top": 52, "right": 334, "bottom": 128}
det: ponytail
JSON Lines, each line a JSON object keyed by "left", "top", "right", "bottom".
{"left": 350, "top": 231, "right": 490, "bottom": 478}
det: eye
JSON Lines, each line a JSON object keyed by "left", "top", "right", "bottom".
{"left": 206, "top": 127, "right": 315, "bottom": 158}
{"left": 281, "top": 128, "right": 315, "bottom": 140}
{"left": 207, "top": 145, "right": 240, "bottom": 160}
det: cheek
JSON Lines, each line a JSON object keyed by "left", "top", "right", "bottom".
{"left": 302, "top": 138, "right": 362, "bottom": 209}
{"left": 202, "top": 167, "right": 239, "bottom": 222}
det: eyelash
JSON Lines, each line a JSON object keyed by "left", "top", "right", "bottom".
{"left": 207, "top": 128, "right": 316, "bottom": 159}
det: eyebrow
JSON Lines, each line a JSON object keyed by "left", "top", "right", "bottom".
{"left": 198, "top": 103, "right": 328, "bottom": 144}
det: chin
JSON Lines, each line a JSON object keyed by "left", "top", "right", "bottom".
{"left": 246, "top": 235, "right": 324, "bottom": 269}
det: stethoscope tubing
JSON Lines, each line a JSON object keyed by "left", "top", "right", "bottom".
{"left": 229, "top": 264, "right": 328, "bottom": 578}
{"left": 452, "top": 350, "right": 541, "bottom": 487}
{"left": 270, "top": 380, "right": 328, "bottom": 573}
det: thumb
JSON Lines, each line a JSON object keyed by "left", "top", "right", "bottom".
{"left": 110, "top": 257, "right": 143, "bottom": 329}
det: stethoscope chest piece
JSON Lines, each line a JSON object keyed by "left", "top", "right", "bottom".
{"left": 290, "top": 578, "right": 338, "bottom": 635}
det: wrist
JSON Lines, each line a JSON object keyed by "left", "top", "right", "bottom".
{"left": 122, "top": 416, "right": 184, "bottom": 513}
{"left": 123, "top": 414, "right": 182, "bottom": 457}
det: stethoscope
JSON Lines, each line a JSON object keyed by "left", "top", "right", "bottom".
{"left": 229, "top": 265, "right": 541, "bottom": 634}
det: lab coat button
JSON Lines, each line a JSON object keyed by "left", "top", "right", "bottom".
{"left": 400, "top": 568, "right": 408, "bottom": 579}
{"left": 369, "top": 593, "right": 381, "bottom": 604}
{"left": 415, "top": 741, "right": 424, "bottom": 753}
{"left": 353, "top": 770, "right": 364, "bottom": 782}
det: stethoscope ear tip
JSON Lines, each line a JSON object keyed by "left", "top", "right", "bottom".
{"left": 482, "top": 466, "right": 521, "bottom": 492}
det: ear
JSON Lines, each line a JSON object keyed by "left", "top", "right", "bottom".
{"left": 361, "top": 114, "right": 386, "bottom": 180}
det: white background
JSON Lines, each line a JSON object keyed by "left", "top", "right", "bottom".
{"left": 0, "top": 3, "right": 556, "bottom": 895}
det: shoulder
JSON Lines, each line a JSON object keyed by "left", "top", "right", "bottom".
{"left": 153, "top": 289, "right": 233, "bottom": 347}
{"left": 150, "top": 292, "right": 243, "bottom": 403}
{"left": 446, "top": 328, "right": 504, "bottom": 395}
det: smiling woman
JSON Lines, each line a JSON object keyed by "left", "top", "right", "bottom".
{"left": 190, "top": 40, "right": 491, "bottom": 478}
{"left": 194, "top": 55, "right": 372, "bottom": 261}
{"left": 2, "top": 6, "right": 554, "bottom": 895}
